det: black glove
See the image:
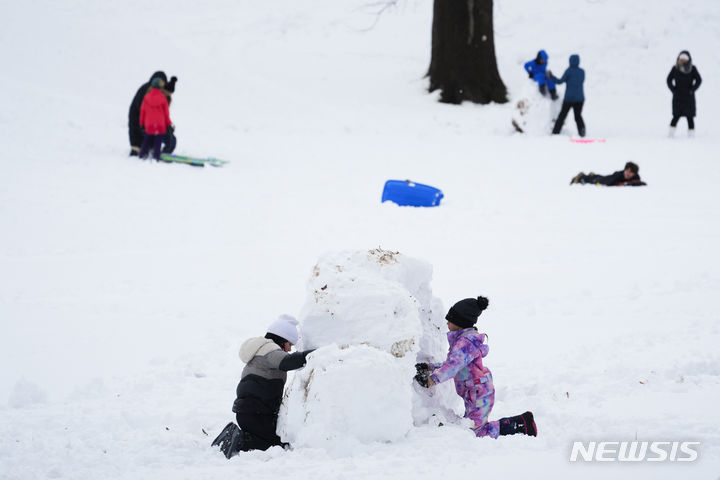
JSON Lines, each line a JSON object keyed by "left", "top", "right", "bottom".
{"left": 167, "top": 76, "right": 178, "bottom": 93}
{"left": 414, "top": 363, "right": 432, "bottom": 388}
{"left": 528, "top": 72, "right": 533, "bottom": 79}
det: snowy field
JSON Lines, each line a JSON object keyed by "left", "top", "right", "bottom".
{"left": 1, "top": 0, "right": 720, "bottom": 478}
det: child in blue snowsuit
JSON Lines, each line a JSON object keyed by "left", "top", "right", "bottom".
{"left": 524, "top": 50, "right": 558, "bottom": 100}
{"left": 415, "top": 297, "right": 537, "bottom": 438}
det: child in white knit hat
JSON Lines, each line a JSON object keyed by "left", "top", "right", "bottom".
{"left": 212, "top": 314, "right": 314, "bottom": 457}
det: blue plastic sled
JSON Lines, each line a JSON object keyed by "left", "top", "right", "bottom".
{"left": 381, "top": 180, "right": 444, "bottom": 207}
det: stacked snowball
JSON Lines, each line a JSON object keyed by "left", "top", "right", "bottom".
{"left": 278, "top": 249, "right": 464, "bottom": 449}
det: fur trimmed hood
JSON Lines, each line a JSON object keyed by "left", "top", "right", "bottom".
{"left": 239, "top": 337, "right": 280, "bottom": 364}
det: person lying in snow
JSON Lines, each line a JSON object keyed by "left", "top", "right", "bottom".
{"left": 415, "top": 296, "right": 537, "bottom": 438}
{"left": 212, "top": 315, "right": 314, "bottom": 458}
{"left": 570, "top": 161, "right": 646, "bottom": 186}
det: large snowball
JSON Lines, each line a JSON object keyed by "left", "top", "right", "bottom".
{"left": 279, "top": 345, "right": 412, "bottom": 447}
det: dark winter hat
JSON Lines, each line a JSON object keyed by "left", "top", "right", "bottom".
{"left": 445, "top": 296, "right": 489, "bottom": 329}
{"left": 149, "top": 71, "right": 168, "bottom": 83}
{"left": 151, "top": 77, "right": 164, "bottom": 88}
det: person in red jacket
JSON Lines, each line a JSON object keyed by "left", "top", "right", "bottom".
{"left": 138, "top": 77, "right": 172, "bottom": 160}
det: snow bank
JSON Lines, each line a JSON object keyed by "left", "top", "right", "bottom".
{"left": 278, "top": 249, "right": 463, "bottom": 449}
{"left": 7, "top": 379, "right": 47, "bottom": 408}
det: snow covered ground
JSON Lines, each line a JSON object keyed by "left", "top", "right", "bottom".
{"left": 1, "top": 0, "right": 719, "bottom": 478}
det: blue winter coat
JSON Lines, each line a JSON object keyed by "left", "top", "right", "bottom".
{"left": 554, "top": 54, "right": 585, "bottom": 103}
{"left": 524, "top": 50, "right": 550, "bottom": 85}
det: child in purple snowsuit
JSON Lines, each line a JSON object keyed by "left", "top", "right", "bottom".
{"left": 415, "top": 296, "right": 537, "bottom": 438}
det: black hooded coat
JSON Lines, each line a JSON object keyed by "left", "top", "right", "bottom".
{"left": 666, "top": 51, "right": 702, "bottom": 117}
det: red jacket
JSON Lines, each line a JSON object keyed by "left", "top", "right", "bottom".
{"left": 139, "top": 88, "right": 171, "bottom": 135}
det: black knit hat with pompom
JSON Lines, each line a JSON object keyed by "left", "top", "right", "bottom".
{"left": 445, "top": 296, "right": 489, "bottom": 329}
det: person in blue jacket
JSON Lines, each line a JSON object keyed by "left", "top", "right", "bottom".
{"left": 524, "top": 50, "right": 558, "bottom": 100}
{"left": 550, "top": 54, "right": 586, "bottom": 137}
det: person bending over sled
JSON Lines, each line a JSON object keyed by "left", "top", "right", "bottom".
{"left": 570, "top": 161, "right": 646, "bottom": 187}
{"left": 212, "top": 315, "right": 314, "bottom": 458}
{"left": 415, "top": 297, "right": 536, "bottom": 438}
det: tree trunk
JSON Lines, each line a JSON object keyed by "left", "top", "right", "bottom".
{"left": 428, "top": 0, "right": 507, "bottom": 104}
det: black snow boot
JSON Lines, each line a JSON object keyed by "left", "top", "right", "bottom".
{"left": 212, "top": 422, "right": 244, "bottom": 458}
{"left": 570, "top": 172, "right": 585, "bottom": 185}
{"left": 211, "top": 422, "right": 236, "bottom": 447}
{"left": 549, "top": 89, "right": 558, "bottom": 100}
{"left": 499, "top": 411, "right": 537, "bottom": 437}
{"left": 223, "top": 427, "right": 245, "bottom": 458}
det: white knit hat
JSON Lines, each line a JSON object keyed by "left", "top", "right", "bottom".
{"left": 266, "top": 314, "right": 300, "bottom": 345}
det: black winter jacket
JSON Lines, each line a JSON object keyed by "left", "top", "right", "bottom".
{"left": 594, "top": 170, "right": 643, "bottom": 186}
{"left": 666, "top": 51, "right": 702, "bottom": 117}
{"left": 232, "top": 337, "right": 313, "bottom": 416}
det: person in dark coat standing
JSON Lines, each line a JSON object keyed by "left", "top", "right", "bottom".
{"left": 667, "top": 50, "right": 702, "bottom": 137}
{"left": 570, "top": 161, "right": 646, "bottom": 187}
{"left": 128, "top": 71, "right": 177, "bottom": 156}
{"left": 549, "top": 54, "right": 586, "bottom": 137}
{"left": 212, "top": 315, "right": 315, "bottom": 458}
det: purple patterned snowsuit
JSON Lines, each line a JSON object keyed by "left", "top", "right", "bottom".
{"left": 430, "top": 328, "right": 499, "bottom": 438}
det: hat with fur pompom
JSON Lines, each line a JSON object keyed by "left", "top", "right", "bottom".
{"left": 445, "top": 296, "right": 489, "bottom": 329}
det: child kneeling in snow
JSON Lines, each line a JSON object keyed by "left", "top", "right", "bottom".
{"left": 212, "top": 315, "right": 314, "bottom": 458}
{"left": 415, "top": 296, "right": 536, "bottom": 438}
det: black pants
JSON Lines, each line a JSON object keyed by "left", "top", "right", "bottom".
{"left": 236, "top": 413, "right": 284, "bottom": 451}
{"left": 130, "top": 123, "right": 176, "bottom": 154}
{"left": 552, "top": 101, "right": 585, "bottom": 135}
{"left": 578, "top": 174, "right": 602, "bottom": 185}
{"left": 670, "top": 115, "right": 694, "bottom": 129}
{"left": 139, "top": 134, "right": 163, "bottom": 159}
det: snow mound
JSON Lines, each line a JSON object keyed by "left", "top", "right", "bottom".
{"left": 8, "top": 379, "right": 47, "bottom": 408}
{"left": 278, "top": 249, "right": 464, "bottom": 450}
{"left": 511, "top": 83, "right": 562, "bottom": 135}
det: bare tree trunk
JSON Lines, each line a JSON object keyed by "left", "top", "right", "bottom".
{"left": 428, "top": 0, "right": 507, "bottom": 104}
